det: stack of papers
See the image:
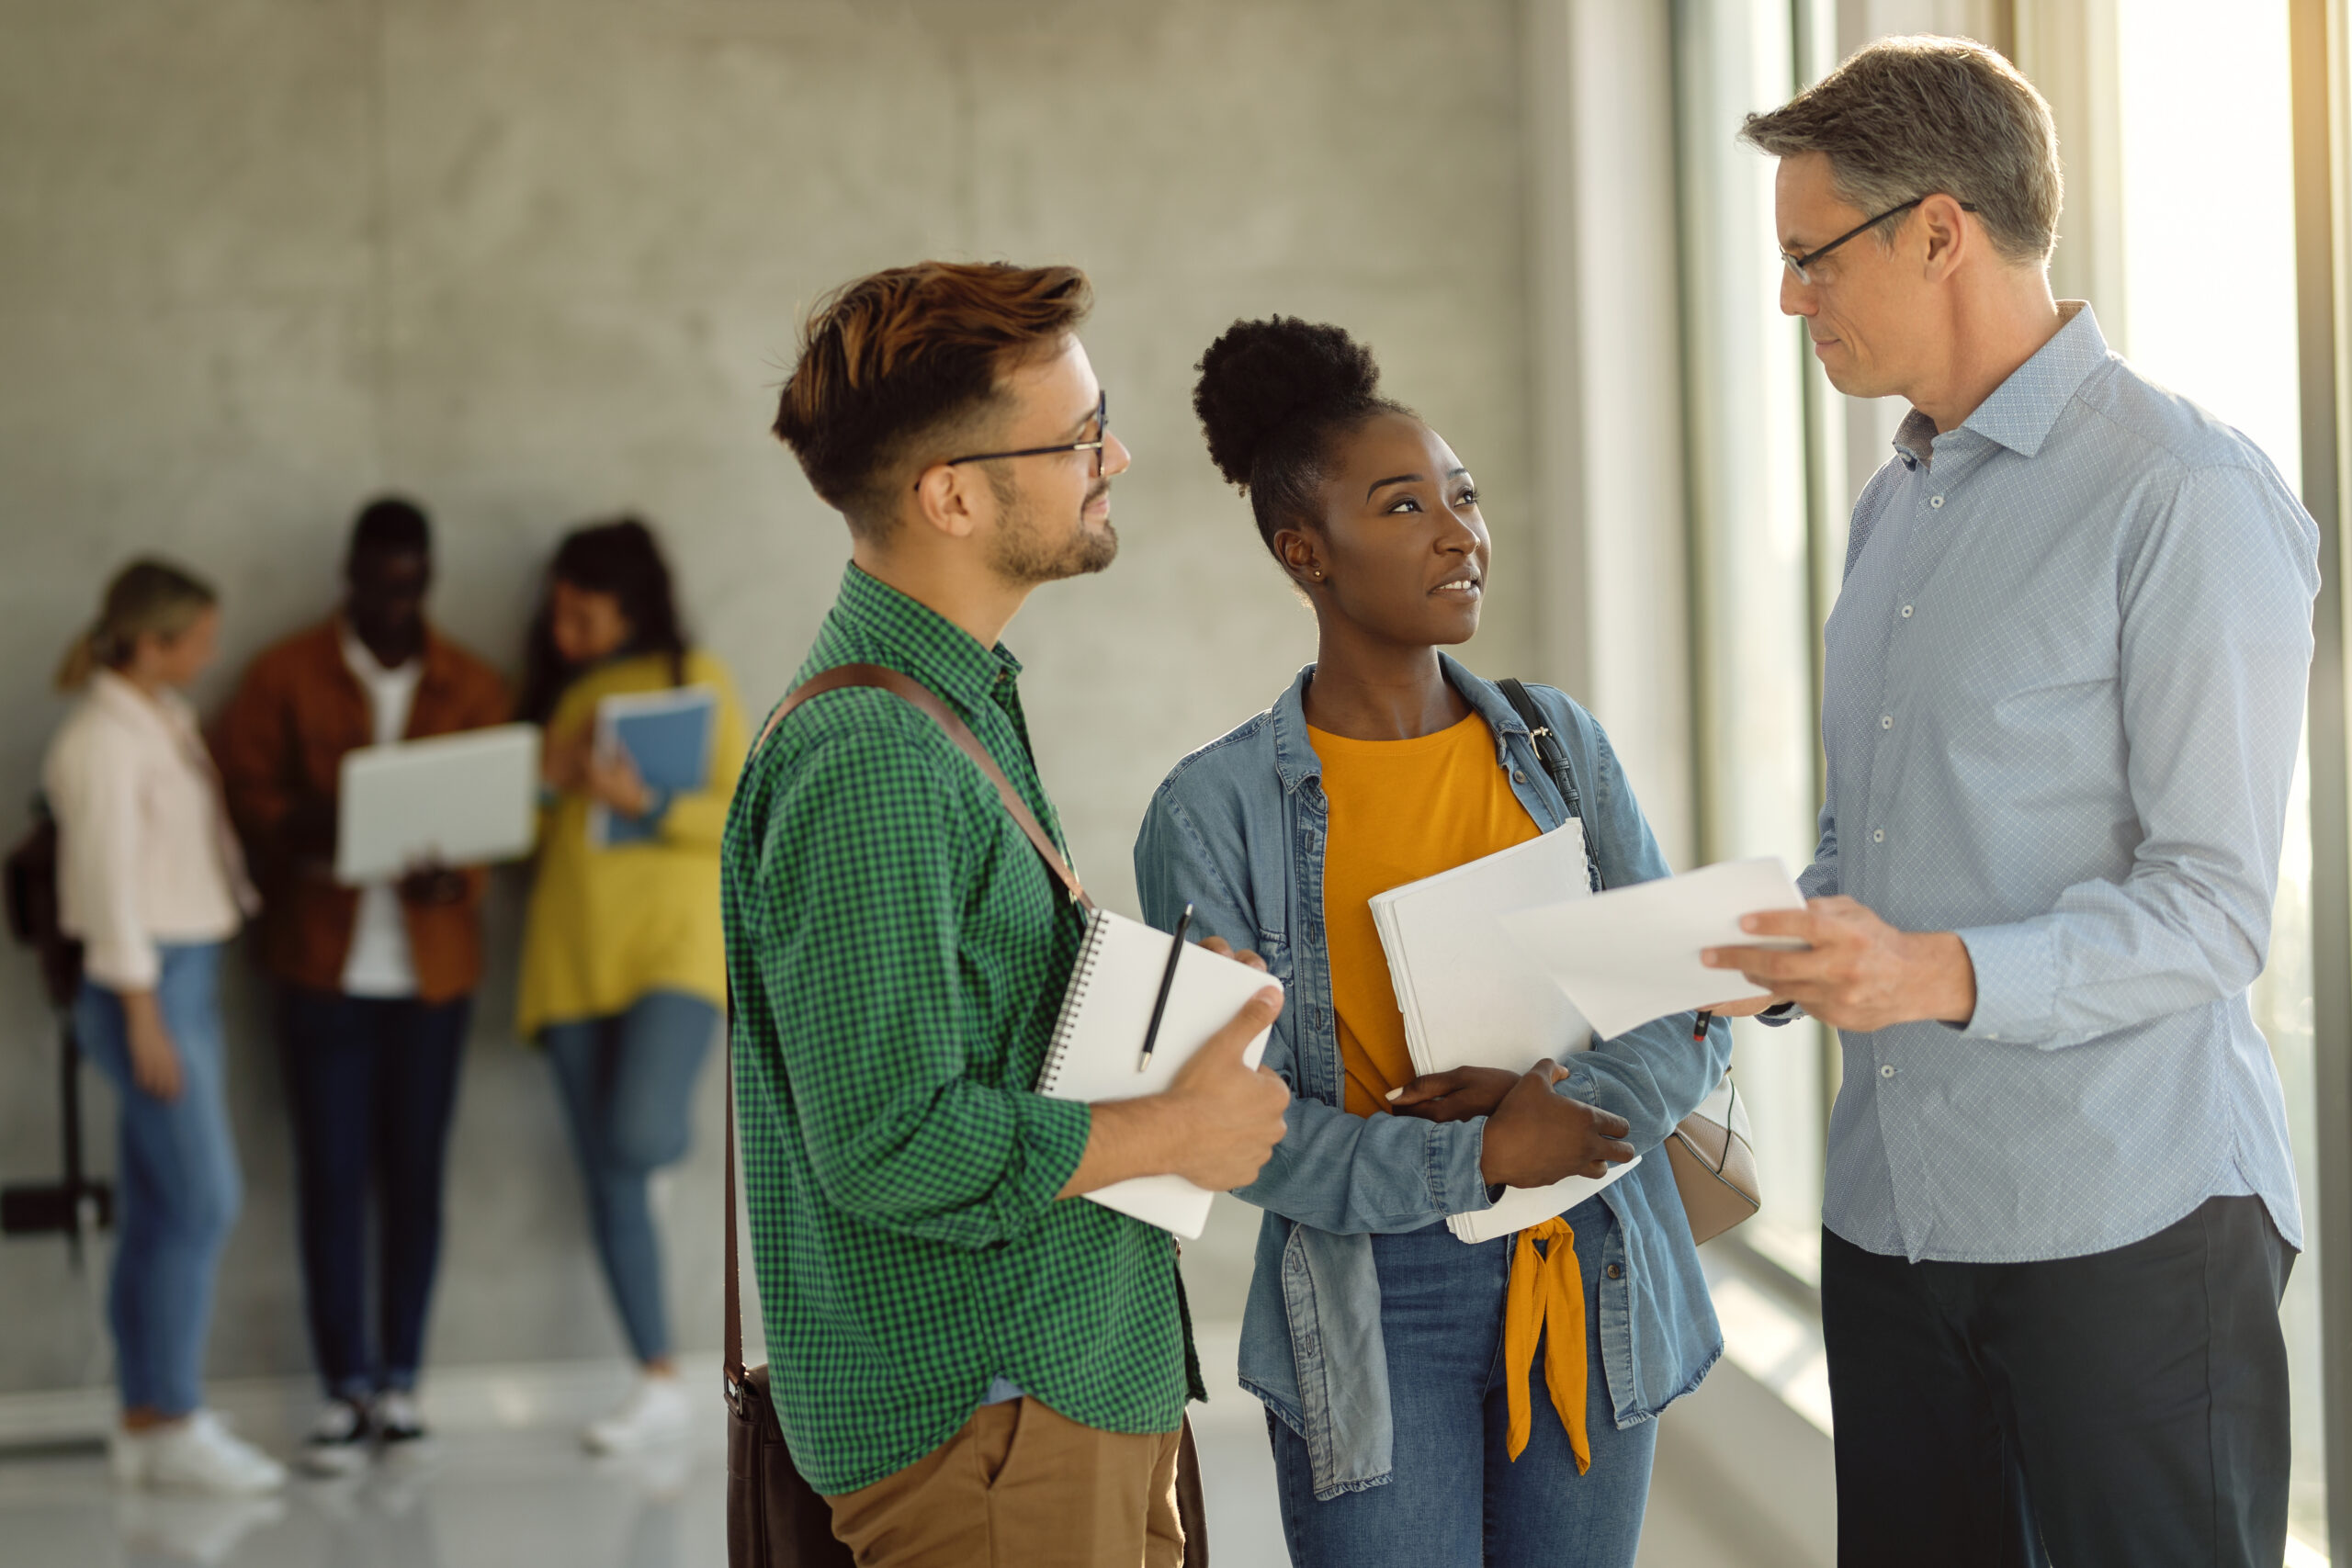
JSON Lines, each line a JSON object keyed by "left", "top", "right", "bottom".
{"left": 1369, "top": 824, "right": 1637, "bottom": 1244}
{"left": 1370, "top": 845, "right": 1809, "bottom": 1243}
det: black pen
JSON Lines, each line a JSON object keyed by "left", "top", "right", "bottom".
{"left": 1138, "top": 904, "right": 1193, "bottom": 1073}
{"left": 1692, "top": 1010, "right": 1715, "bottom": 1043}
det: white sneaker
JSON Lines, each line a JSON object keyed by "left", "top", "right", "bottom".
{"left": 583, "top": 1372, "right": 693, "bottom": 1454}
{"left": 141, "top": 1412, "right": 287, "bottom": 1495}
{"left": 109, "top": 1424, "right": 149, "bottom": 1486}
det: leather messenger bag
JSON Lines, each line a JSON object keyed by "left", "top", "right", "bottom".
{"left": 724, "top": 664, "right": 1211, "bottom": 1567}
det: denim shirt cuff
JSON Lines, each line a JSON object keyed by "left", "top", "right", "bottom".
{"left": 1953, "top": 922, "right": 2054, "bottom": 1043}
{"left": 1428, "top": 1119, "right": 1493, "bottom": 1215}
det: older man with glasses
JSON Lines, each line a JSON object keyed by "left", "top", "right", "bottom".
{"left": 1704, "top": 37, "right": 2316, "bottom": 1568}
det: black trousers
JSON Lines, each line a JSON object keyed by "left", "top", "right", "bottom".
{"left": 279, "top": 988, "right": 471, "bottom": 1397}
{"left": 1821, "top": 1196, "right": 2292, "bottom": 1568}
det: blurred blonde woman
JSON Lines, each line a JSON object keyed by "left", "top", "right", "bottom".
{"left": 43, "top": 559, "right": 281, "bottom": 1495}
{"left": 514, "top": 518, "right": 745, "bottom": 1452}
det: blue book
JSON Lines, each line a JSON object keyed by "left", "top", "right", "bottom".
{"left": 590, "top": 685, "right": 716, "bottom": 848}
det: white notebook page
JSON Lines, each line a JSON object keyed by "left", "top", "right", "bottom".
{"left": 1034, "top": 908, "right": 1281, "bottom": 1240}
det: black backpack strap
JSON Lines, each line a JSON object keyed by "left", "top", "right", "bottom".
{"left": 1497, "top": 678, "right": 1603, "bottom": 894}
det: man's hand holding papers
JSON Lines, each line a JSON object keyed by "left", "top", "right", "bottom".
{"left": 1702, "top": 896, "right": 1978, "bottom": 1032}
{"left": 1496, "top": 857, "right": 1809, "bottom": 1039}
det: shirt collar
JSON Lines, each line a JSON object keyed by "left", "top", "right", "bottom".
{"left": 88, "top": 667, "right": 186, "bottom": 734}
{"left": 1267, "top": 653, "right": 1532, "bottom": 795}
{"left": 337, "top": 618, "right": 424, "bottom": 682}
{"left": 830, "top": 561, "right": 1022, "bottom": 708}
{"left": 1894, "top": 300, "right": 2109, "bottom": 468}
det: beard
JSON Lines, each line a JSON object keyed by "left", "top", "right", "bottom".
{"left": 985, "top": 473, "right": 1119, "bottom": 585}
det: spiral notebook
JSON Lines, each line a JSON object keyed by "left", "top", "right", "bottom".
{"left": 1034, "top": 908, "right": 1283, "bottom": 1239}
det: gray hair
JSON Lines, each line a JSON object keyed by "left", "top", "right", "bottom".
{"left": 1739, "top": 36, "right": 2062, "bottom": 266}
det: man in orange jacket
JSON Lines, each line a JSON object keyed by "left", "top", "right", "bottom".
{"left": 215, "top": 497, "right": 507, "bottom": 1474}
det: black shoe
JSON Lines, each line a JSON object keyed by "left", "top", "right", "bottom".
{"left": 300, "top": 1398, "right": 372, "bottom": 1476}
{"left": 371, "top": 1391, "right": 429, "bottom": 1449}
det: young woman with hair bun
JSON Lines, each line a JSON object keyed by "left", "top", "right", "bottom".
{"left": 515, "top": 517, "right": 747, "bottom": 1453}
{"left": 44, "top": 559, "right": 283, "bottom": 1495}
{"left": 1133, "top": 318, "right": 1729, "bottom": 1564}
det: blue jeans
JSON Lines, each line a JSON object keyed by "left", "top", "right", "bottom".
{"left": 278, "top": 988, "right": 470, "bottom": 1399}
{"left": 1269, "top": 1199, "right": 1656, "bottom": 1567}
{"left": 75, "top": 943, "right": 243, "bottom": 1418}
{"left": 540, "top": 992, "right": 718, "bottom": 1363}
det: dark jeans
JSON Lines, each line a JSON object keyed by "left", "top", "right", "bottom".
{"left": 279, "top": 988, "right": 470, "bottom": 1400}
{"left": 539, "top": 991, "right": 718, "bottom": 1363}
{"left": 1822, "top": 1196, "right": 2292, "bottom": 1568}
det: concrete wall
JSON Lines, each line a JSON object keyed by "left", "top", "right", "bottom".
{"left": 0, "top": 0, "right": 1535, "bottom": 1393}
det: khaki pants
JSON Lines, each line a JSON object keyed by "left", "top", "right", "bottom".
{"left": 825, "top": 1398, "right": 1184, "bottom": 1568}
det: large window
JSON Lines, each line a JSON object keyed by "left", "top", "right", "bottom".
{"left": 1675, "top": 0, "right": 1832, "bottom": 1288}
{"left": 2104, "top": 3, "right": 2323, "bottom": 1549}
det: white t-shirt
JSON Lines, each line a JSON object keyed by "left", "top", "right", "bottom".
{"left": 339, "top": 628, "right": 424, "bottom": 998}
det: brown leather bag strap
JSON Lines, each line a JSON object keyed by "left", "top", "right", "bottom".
{"left": 752, "top": 662, "right": 1091, "bottom": 912}
{"left": 727, "top": 660, "right": 1094, "bottom": 1387}
{"left": 725, "top": 1045, "right": 745, "bottom": 1388}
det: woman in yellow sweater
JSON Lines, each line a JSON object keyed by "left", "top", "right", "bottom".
{"left": 515, "top": 518, "right": 746, "bottom": 1454}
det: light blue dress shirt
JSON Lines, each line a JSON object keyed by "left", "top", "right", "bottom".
{"left": 1801, "top": 302, "right": 2315, "bottom": 1265}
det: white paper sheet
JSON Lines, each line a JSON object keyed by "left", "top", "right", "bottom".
{"left": 1368, "top": 823, "right": 1639, "bottom": 1243}
{"left": 1497, "top": 856, "right": 1809, "bottom": 1040}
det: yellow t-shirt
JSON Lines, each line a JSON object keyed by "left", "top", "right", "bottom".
{"left": 514, "top": 649, "right": 748, "bottom": 1039}
{"left": 1311, "top": 710, "right": 1542, "bottom": 1118}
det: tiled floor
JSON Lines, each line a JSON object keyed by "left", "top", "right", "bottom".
{"left": 0, "top": 1371, "right": 1750, "bottom": 1567}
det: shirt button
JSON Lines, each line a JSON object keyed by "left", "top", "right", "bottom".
{"left": 1929, "top": 495, "right": 1945, "bottom": 508}
{"left": 1880, "top": 715, "right": 1894, "bottom": 729}
{"left": 1605, "top": 1263, "right": 1623, "bottom": 1280}
{"left": 1512, "top": 769, "right": 1527, "bottom": 784}
{"left": 1880, "top": 1064, "right": 1897, "bottom": 1079}
{"left": 1900, "top": 604, "right": 1914, "bottom": 618}
{"left": 1871, "top": 829, "right": 1884, "bottom": 843}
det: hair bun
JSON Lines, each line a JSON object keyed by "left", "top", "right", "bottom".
{"left": 1193, "top": 317, "right": 1383, "bottom": 491}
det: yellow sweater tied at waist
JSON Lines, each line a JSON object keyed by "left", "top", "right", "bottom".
{"left": 1504, "top": 1215, "right": 1590, "bottom": 1473}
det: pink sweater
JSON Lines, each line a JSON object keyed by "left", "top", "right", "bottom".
{"left": 42, "top": 671, "right": 256, "bottom": 990}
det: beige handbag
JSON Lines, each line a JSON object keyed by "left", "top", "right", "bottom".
{"left": 1497, "top": 680, "right": 1763, "bottom": 1245}
{"left": 1666, "top": 1073, "right": 1761, "bottom": 1244}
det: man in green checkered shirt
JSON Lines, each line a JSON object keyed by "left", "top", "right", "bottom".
{"left": 724, "top": 262, "right": 1289, "bottom": 1567}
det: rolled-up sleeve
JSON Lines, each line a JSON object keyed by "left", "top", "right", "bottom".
{"left": 1956, "top": 463, "right": 2318, "bottom": 1047}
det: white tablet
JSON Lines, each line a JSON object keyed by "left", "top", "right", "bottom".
{"left": 334, "top": 724, "right": 541, "bottom": 886}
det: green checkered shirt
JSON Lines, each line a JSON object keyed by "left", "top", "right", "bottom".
{"left": 721, "top": 563, "right": 1192, "bottom": 1496}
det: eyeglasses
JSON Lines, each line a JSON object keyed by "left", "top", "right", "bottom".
{"left": 1780, "top": 196, "right": 1979, "bottom": 285}
{"left": 923, "top": 391, "right": 1110, "bottom": 490}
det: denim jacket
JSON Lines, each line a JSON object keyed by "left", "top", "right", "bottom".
{"left": 1133, "top": 659, "right": 1728, "bottom": 1501}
